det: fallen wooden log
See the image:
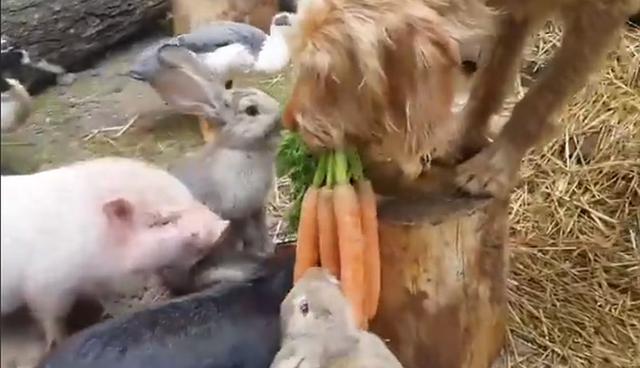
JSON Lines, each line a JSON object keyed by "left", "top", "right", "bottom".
{"left": 1, "top": 0, "right": 169, "bottom": 92}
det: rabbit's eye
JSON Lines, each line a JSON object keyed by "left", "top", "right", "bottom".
{"left": 299, "top": 300, "right": 310, "bottom": 316}
{"left": 244, "top": 105, "right": 259, "bottom": 116}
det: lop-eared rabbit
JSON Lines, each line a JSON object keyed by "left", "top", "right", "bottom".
{"left": 149, "top": 45, "right": 282, "bottom": 293}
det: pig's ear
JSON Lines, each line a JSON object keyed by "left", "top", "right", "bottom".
{"left": 199, "top": 217, "right": 232, "bottom": 249}
{"left": 212, "top": 218, "right": 232, "bottom": 245}
{"left": 103, "top": 198, "right": 134, "bottom": 224}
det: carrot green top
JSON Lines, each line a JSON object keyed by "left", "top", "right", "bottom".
{"left": 334, "top": 151, "right": 349, "bottom": 185}
{"left": 326, "top": 152, "right": 335, "bottom": 187}
{"left": 347, "top": 148, "right": 364, "bottom": 182}
{"left": 312, "top": 153, "right": 328, "bottom": 188}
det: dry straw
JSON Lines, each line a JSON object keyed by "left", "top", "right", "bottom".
{"left": 503, "top": 22, "right": 639, "bottom": 368}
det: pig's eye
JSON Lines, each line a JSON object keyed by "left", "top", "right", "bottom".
{"left": 155, "top": 218, "right": 172, "bottom": 227}
{"left": 299, "top": 300, "right": 310, "bottom": 316}
{"left": 150, "top": 218, "right": 168, "bottom": 227}
{"left": 149, "top": 213, "right": 178, "bottom": 228}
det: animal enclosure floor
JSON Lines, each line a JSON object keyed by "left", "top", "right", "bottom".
{"left": 1, "top": 34, "right": 291, "bottom": 174}
{"left": 0, "top": 32, "right": 292, "bottom": 368}
{"left": 2, "top": 24, "right": 637, "bottom": 368}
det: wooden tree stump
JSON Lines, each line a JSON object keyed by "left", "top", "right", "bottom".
{"left": 363, "top": 155, "right": 509, "bottom": 368}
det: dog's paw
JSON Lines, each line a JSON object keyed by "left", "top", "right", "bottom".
{"left": 455, "top": 141, "right": 521, "bottom": 198}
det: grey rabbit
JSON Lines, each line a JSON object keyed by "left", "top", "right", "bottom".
{"left": 133, "top": 42, "right": 227, "bottom": 122}
{"left": 151, "top": 44, "right": 282, "bottom": 293}
{"left": 270, "top": 268, "right": 404, "bottom": 368}
{"left": 169, "top": 88, "right": 281, "bottom": 253}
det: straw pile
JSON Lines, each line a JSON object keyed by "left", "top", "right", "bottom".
{"left": 502, "top": 23, "right": 639, "bottom": 367}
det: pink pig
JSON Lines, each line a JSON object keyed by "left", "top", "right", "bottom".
{"left": 0, "top": 157, "right": 230, "bottom": 351}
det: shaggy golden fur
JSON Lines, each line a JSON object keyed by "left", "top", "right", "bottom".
{"left": 455, "top": 0, "right": 640, "bottom": 197}
{"left": 284, "top": 0, "right": 640, "bottom": 194}
{"left": 284, "top": 0, "right": 495, "bottom": 179}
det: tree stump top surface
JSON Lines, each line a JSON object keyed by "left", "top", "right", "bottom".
{"left": 377, "top": 193, "right": 492, "bottom": 226}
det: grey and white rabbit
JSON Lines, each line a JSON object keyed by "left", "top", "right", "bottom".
{"left": 169, "top": 87, "right": 281, "bottom": 254}
{"left": 149, "top": 44, "right": 281, "bottom": 293}
{"left": 270, "top": 268, "right": 404, "bottom": 368}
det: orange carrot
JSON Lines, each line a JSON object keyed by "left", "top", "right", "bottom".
{"left": 293, "top": 155, "right": 327, "bottom": 282}
{"left": 357, "top": 179, "right": 381, "bottom": 320}
{"left": 346, "top": 149, "right": 381, "bottom": 320}
{"left": 333, "top": 151, "right": 366, "bottom": 329}
{"left": 282, "top": 83, "right": 304, "bottom": 131}
{"left": 317, "top": 155, "right": 340, "bottom": 279}
{"left": 293, "top": 187, "right": 319, "bottom": 282}
{"left": 282, "top": 100, "right": 298, "bottom": 131}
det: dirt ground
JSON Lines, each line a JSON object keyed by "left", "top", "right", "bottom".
{"left": 0, "top": 34, "right": 291, "bottom": 174}
{"left": 0, "top": 33, "right": 293, "bottom": 368}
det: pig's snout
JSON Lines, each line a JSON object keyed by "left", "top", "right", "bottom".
{"left": 180, "top": 205, "right": 231, "bottom": 247}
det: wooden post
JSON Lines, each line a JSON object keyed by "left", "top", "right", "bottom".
{"left": 170, "top": 0, "right": 191, "bottom": 35}
{"left": 168, "top": 0, "right": 281, "bottom": 34}
{"left": 364, "top": 154, "right": 509, "bottom": 368}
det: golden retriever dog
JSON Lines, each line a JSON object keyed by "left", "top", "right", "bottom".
{"left": 284, "top": 0, "right": 495, "bottom": 180}
{"left": 455, "top": 0, "right": 640, "bottom": 198}
{"left": 284, "top": 0, "right": 640, "bottom": 198}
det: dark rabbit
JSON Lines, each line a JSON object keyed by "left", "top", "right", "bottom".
{"left": 37, "top": 246, "right": 296, "bottom": 368}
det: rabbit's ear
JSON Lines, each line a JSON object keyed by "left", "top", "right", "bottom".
{"left": 157, "top": 44, "right": 222, "bottom": 84}
{"left": 152, "top": 45, "right": 228, "bottom": 125}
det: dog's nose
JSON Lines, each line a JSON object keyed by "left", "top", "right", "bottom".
{"left": 274, "top": 14, "right": 291, "bottom": 26}
{"left": 461, "top": 60, "right": 478, "bottom": 75}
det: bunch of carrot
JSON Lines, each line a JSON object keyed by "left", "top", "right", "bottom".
{"left": 293, "top": 148, "right": 381, "bottom": 329}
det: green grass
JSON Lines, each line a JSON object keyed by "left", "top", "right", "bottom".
{"left": 276, "top": 132, "right": 318, "bottom": 230}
